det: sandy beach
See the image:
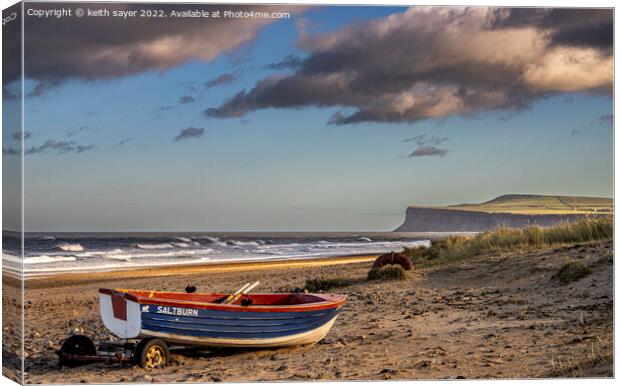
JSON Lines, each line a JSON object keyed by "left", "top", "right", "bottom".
{"left": 10, "top": 240, "right": 613, "bottom": 382}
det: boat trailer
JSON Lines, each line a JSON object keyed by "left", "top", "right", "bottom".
{"left": 58, "top": 335, "right": 170, "bottom": 369}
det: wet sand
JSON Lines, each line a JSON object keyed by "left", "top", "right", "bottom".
{"left": 16, "top": 241, "right": 613, "bottom": 382}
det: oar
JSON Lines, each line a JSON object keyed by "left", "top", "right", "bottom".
{"left": 225, "top": 281, "right": 260, "bottom": 304}
{"left": 217, "top": 282, "right": 250, "bottom": 304}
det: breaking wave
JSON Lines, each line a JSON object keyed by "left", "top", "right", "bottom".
{"left": 24, "top": 255, "right": 77, "bottom": 264}
{"left": 135, "top": 243, "right": 174, "bottom": 250}
{"left": 57, "top": 243, "right": 84, "bottom": 252}
{"left": 16, "top": 234, "right": 432, "bottom": 279}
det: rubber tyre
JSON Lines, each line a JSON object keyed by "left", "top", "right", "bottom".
{"left": 133, "top": 338, "right": 169, "bottom": 369}
{"left": 58, "top": 335, "right": 97, "bottom": 367}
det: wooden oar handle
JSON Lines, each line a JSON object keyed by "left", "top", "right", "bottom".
{"left": 228, "top": 281, "right": 260, "bottom": 304}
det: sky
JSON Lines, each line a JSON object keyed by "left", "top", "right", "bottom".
{"left": 2, "top": 4, "right": 614, "bottom": 232}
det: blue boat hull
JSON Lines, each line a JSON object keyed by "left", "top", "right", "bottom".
{"left": 100, "top": 290, "right": 344, "bottom": 348}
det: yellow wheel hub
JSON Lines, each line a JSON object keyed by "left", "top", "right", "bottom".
{"left": 145, "top": 345, "right": 165, "bottom": 368}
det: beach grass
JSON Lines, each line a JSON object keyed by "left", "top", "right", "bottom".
{"left": 304, "top": 264, "right": 407, "bottom": 292}
{"left": 404, "top": 217, "right": 613, "bottom": 266}
{"left": 304, "top": 277, "right": 356, "bottom": 292}
{"left": 367, "top": 265, "right": 406, "bottom": 281}
{"left": 553, "top": 261, "right": 592, "bottom": 285}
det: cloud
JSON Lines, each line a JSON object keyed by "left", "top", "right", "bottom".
{"left": 2, "top": 148, "right": 19, "bottom": 156}
{"left": 158, "top": 94, "right": 198, "bottom": 112}
{"left": 174, "top": 127, "right": 205, "bottom": 141}
{"left": 403, "top": 135, "right": 448, "bottom": 146}
{"left": 119, "top": 138, "right": 134, "bottom": 146}
{"left": 407, "top": 146, "right": 448, "bottom": 158}
{"left": 204, "top": 71, "right": 242, "bottom": 90}
{"left": 26, "top": 80, "right": 62, "bottom": 98}
{"left": 570, "top": 129, "right": 580, "bottom": 136}
{"left": 12, "top": 131, "right": 32, "bottom": 140}
{"left": 178, "top": 95, "right": 195, "bottom": 104}
{"left": 267, "top": 54, "right": 304, "bottom": 70}
{"left": 595, "top": 114, "right": 613, "bottom": 128}
{"left": 402, "top": 134, "right": 449, "bottom": 158}
{"left": 17, "top": 4, "right": 306, "bottom": 95}
{"left": 66, "top": 125, "right": 90, "bottom": 138}
{"left": 75, "top": 144, "right": 96, "bottom": 153}
{"left": 207, "top": 7, "right": 612, "bottom": 125}
{"left": 4, "top": 140, "right": 96, "bottom": 156}
{"left": 490, "top": 8, "right": 612, "bottom": 49}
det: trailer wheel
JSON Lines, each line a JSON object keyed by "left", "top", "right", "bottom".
{"left": 58, "top": 335, "right": 97, "bottom": 367}
{"left": 133, "top": 339, "right": 169, "bottom": 369}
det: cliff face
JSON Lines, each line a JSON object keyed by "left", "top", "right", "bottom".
{"left": 395, "top": 207, "right": 601, "bottom": 232}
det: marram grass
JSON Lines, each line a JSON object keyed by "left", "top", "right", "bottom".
{"left": 553, "top": 261, "right": 592, "bottom": 285}
{"left": 404, "top": 217, "right": 612, "bottom": 265}
{"left": 367, "top": 265, "right": 406, "bottom": 281}
{"left": 304, "top": 277, "right": 356, "bottom": 292}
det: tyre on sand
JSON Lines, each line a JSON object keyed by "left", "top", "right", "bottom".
{"left": 58, "top": 335, "right": 97, "bottom": 367}
{"left": 133, "top": 338, "right": 169, "bottom": 369}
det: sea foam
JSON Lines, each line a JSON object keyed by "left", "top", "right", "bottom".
{"left": 57, "top": 243, "right": 84, "bottom": 252}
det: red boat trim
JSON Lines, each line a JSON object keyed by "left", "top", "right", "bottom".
{"left": 100, "top": 288, "right": 140, "bottom": 302}
{"left": 135, "top": 297, "right": 344, "bottom": 313}
{"left": 99, "top": 288, "right": 346, "bottom": 313}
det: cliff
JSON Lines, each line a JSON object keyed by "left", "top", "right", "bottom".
{"left": 395, "top": 194, "right": 612, "bottom": 232}
{"left": 394, "top": 207, "right": 603, "bottom": 232}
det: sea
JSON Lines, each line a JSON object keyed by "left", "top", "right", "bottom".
{"left": 2, "top": 232, "right": 437, "bottom": 279}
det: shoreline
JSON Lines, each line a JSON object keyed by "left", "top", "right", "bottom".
{"left": 17, "top": 253, "right": 379, "bottom": 288}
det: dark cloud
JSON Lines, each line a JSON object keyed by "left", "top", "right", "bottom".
{"left": 403, "top": 135, "right": 449, "bottom": 158}
{"left": 75, "top": 144, "right": 96, "bottom": 153}
{"left": 403, "top": 135, "right": 448, "bottom": 146}
{"left": 12, "top": 131, "right": 32, "bottom": 141}
{"left": 119, "top": 138, "right": 134, "bottom": 146}
{"left": 596, "top": 114, "right": 613, "bottom": 128}
{"left": 207, "top": 7, "right": 612, "bottom": 125}
{"left": 66, "top": 125, "right": 90, "bottom": 138}
{"left": 174, "top": 127, "right": 204, "bottom": 141}
{"left": 491, "top": 8, "right": 613, "bottom": 50}
{"left": 267, "top": 54, "right": 304, "bottom": 70}
{"left": 27, "top": 80, "right": 62, "bottom": 98}
{"left": 4, "top": 140, "right": 96, "bottom": 156}
{"left": 407, "top": 146, "right": 448, "bottom": 158}
{"left": 17, "top": 4, "right": 306, "bottom": 96}
{"left": 204, "top": 71, "right": 242, "bottom": 90}
{"left": 178, "top": 95, "right": 195, "bottom": 104}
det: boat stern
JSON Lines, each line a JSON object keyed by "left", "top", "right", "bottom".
{"left": 99, "top": 289, "right": 142, "bottom": 339}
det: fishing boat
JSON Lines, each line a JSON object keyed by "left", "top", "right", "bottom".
{"left": 99, "top": 287, "right": 346, "bottom": 347}
{"left": 58, "top": 283, "right": 346, "bottom": 369}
